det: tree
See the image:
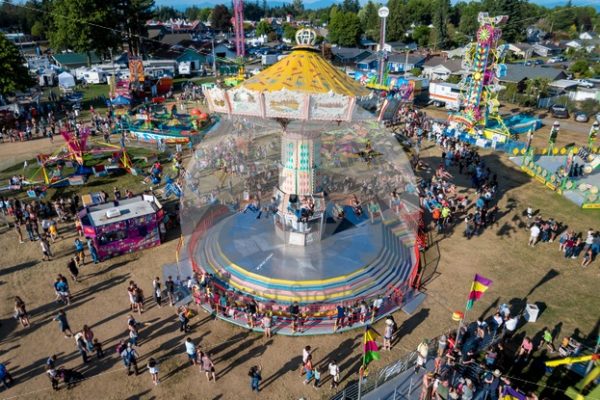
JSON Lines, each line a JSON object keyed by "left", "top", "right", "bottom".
{"left": 49, "top": 0, "right": 120, "bottom": 60}
{"left": 283, "top": 24, "right": 298, "bottom": 41}
{"left": 342, "top": 0, "right": 360, "bottom": 14}
{"left": 359, "top": 0, "right": 379, "bottom": 41}
{"left": 570, "top": 60, "right": 590, "bottom": 77}
{"left": 387, "top": 0, "right": 409, "bottom": 42}
{"left": 292, "top": 0, "right": 304, "bottom": 16}
{"left": 456, "top": 1, "right": 481, "bottom": 37}
{"left": 412, "top": 25, "right": 430, "bottom": 47}
{"left": 154, "top": 6, "right": 180, "bottom": 20}
{"left": 118, "top": 0, "right": 155, "bottom": 56}
{"left": 406, "top": 0, "right": 432, "bottom": 26}
{"left": 0, "top": 33, "right": 35, "bottom": 96}
{"left": 328, "top": 9, "right": 361, "bottom": 47}
{"left": 30, "top": 20, "right": 45, "bottom": 38}
{"left": 256, "top": 20, "right": 272, "bottom": 37}
{"left": 431, "top": 0, "right": 450, "bottom": 50}
{"left": 211, "top": 4, "right": 232, "bottom": 31}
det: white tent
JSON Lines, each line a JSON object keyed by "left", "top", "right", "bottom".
{"left": 58, "top": 71, "right": 75, "bottom": 89}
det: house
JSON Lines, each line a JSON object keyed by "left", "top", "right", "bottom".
{"left": 176, "top": 49, "right": 209, "bottom": 71}
{"left": 384, "top": 41, "right": 418, "bottom": 52}
{"left": 421, "top": 57, "right": 463, "bottom": 81}
{"left": 360, "top": 38, "right": 378, "bottom": 51}
{"left": 565, "top": 40, "right": 596, "bottom": 53}
{"left": 442, "top": 46, "right": 467, "bottom": 59}
{"left": 526, "top": 26, "right": 547, "bottom": 43}
{"left": 331, "top": 47, "right": 372, "bottom": 65}
{"left": 500, "top": 64, "right": 567, "bottom": 89}
{"left": 567, "top": 87, "right": 600, "bottom": 102}
{"left": 212, "top": 43, "right": 237, "bottom": 61}
{"left": 356, "top": 53, "right": 427, "bottom": 73}
{"left": 52, "top": 52, "right": 102, "bottom": 69}
{"left": 531, "top": 43, "right": 562, "bottom": 57}
{"left": 507, "top": 43, "right": 533, "bottom": 59}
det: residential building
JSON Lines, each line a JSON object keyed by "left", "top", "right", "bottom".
{"left": 331, "top": 47, "right": 372, "bottom": 66}
{"left": 500, "top": 64, "right": 567, "bottom": 88}
{"left": 356, "top": 53, "right": 426, "bottom": 73}
{"left": 52, "top": 52, "right": 103, "bottom": 69}
{"left": 507, "top": 43, "right": 533, "bottom": 59}
{"left": 421, "top": 57, "right": 463, "bottom": 81}
{"left": 531, "top": 43, "right": 562, "bottom": 57}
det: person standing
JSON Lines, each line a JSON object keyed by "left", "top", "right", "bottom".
{"left": 120, "top": 343, "right": 140, "bottom": 376}
{"left": 201, "top": 352, "right": 216, "bottom": 382}
{"left": 153, "top": 277, "right": 162, "bottom": 308}
{"left": 74, "top": 238, "right": 85, "bottom": 264}
{"left": 313, "top": 366, "right": 321, "bottom": 389}
{"left": 334, "top": 305, "right": 345, "bottom": 332}
{"left": 86, "top": 238, "right": 99, "bottom": 264}
{"left": 262, "top": 313, "right": 272, "bottom": 338}
{"left": 383, "top": 317, "right": 394, "bottom": 351}
{"left": 328, "top": 360, "right": 340, "bottom": 389}
{"left": 148, "top": 358, "right": 159, "bottom": 386}
{"left": 14, "top": 296, "right": 31, "bottom": 328}
{"left": 185, "top": 337, "right": 198, "bottom": 366}
{"left": 528, "top": 224, "right": 540, "bottom": 247}
{"left": 178, "top": 306, "right": 190, "bottom": 332}
{"left": 249, "top": 365, "right": 262, "bottom": 393}
{"left": 54, "top": 310, "right": 73, "bottom": 337}
{"left": 166, "top": 276, "right": 175, "bottom": 306}
{"left": 82, "top": 325, "right": 95, "bottom": 353}
{"left": 14, "top": 220, "right": 24, "bottom": 244}
{"left": 415, "top": 339, "right": 429, "bottom": 374}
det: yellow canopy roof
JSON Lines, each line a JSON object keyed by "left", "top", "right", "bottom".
{"left": 239, "top": 48, "right": 370, "bottom": 97}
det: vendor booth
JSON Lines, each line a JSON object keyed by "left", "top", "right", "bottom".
{"left": 79, "top": 195, "right": 164, "bottom": 260}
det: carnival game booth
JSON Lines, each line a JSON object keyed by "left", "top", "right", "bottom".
{"left": 79, "top": 195, "right": 164, "bottom": 261}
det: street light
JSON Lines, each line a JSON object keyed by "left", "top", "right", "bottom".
{"left": 378, "top": 6, "right": 389, "bottom": 86}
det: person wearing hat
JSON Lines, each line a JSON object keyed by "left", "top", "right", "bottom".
{"left": 419, "top": 372, "right": 434, "bottom": 400}
{"left": 474, "top": 369, "right": 501, "bottom": 400}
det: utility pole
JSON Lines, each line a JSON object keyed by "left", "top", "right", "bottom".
{"left": 212, "top": 37, "right": 217, "bottom": 77}
{"left": 377, "top": 7, "right": 389, "bottom": 86}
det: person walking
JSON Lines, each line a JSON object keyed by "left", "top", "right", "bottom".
{"left": 127, "top": 315, "right": 139, "bottom": 346}
{"left": 14, "top": 220, "right": 24, "bottom": 244}
{"left": 148, "top": 358, "right": 159, "bottom": 386}
{"left": 328, "top": 360, "right": 340, "bottom": 389}
{"left": 14, "top": 296, "right": 31, "bottom": 328}
{"left": 54, "top": 310, "right": 73, "bottom": 337}
{"left": 67, "top": 257, "right": 80, "bottom": 282}
{"left": 313, "top": 366, "right": 321, "bottom": 389}
{"left": 185, "top": 337, "right": 198, "bottom": 366}
{"left": 201, "top": 352, "right": 216, "bottom": 382}
{"left": 86, "top": 238, "right": 99, "bottom": 264}
{"left": 120, "top": 343, "right": 140, "bottom": 376}
{"left": 0, "top": 362, "right": 14, "bottom": 390}
{"left": 82, "top": 325, "right": 95, "bottom": 353}
{"left": 134, "top": 286, "right": 145, "bottom": 315}
{"left": 415, "top": 339, "right": 429, "bottom": 374}
{"left": 40, "top": 236, "right": 52, "bottom": 261}
{"left": 74, "top": 332, "right": 89, "bottom": 363}
{"left": 249, "top": 365, "right": 262, "bottom": 393}
{"left": 74, "top": 238, "right": 85, "bottom": 264}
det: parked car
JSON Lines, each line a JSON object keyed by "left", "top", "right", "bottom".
{"left": 550, "top": 104, "right": 569, "bottom": 119}
{"left": 534, "top": 59, "right": 544, "bottom": 65}
{"left": 574, "top": 111, "right": 589, "bottom": 122}
{"left": 548, "top": 56, "right": 566, "bottom": 64}
{"left": 595, "top": 113, "right": 600, "bottom": 123}
{"left": 574, "top": 79, "right": 594, "bottom": 88}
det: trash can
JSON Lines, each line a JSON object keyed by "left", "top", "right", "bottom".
{"left": 524, "top": 304, "right": 539, "bottom": 322}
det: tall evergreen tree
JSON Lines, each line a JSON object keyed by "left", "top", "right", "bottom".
{"left": 118, "top": 0, "right": 155, "bottom": 56}
{"left": 387, "top": 0, "right": 408, "bottom": 42}
{"left": 431, "top": 0, "right": 450, "bottom": 49}
{"left": 359, "top": 0, "right": 379, "bottom": 41}
{"left": 0, "top": 33, "right": 35, "bottom": 96}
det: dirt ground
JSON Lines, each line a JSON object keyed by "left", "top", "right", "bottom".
{"left": 1, "top": 116, "right": 600, "bottom": 400}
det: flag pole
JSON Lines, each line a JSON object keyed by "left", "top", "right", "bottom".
{"left": 457, "top": 281, "right": 474, "bottom": 346}
{"left": 358, "top": 327, "right": 366, "bottom": 400}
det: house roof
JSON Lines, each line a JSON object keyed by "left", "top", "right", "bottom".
{"left": 176, "top": 48, "right": 208, "bottom": 62}
{"left": 331, "top": 47, "right": 372, "bottom": 61}
{"left": 422, "top": 56, "right": 462, "bottom": 71}
{"left": 549, "top": 79, "right": 580, "bottom": 90}
{"left": 147, "top": 27, "right": 164, "bottom": 40}
{"left": 358, "top": 52, "right": 426, "bottom": 66}
{"left": 511, "top": 43, "right": 532, "bottom": 51}
{"left": 501, "top": 64, "right": 565, "bottom": 83}
{"left": 160, "top": 33, "right": 191, "bottom": 46}
{"left": 53, "top": 52, "right": 102, "bottom": 67}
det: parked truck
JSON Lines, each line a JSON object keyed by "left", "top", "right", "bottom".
{"left": 428, "top": 82, "right": 462, "bottom": 110}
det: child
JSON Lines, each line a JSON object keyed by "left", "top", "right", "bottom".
{"left": 526, "top": 206, "right": 533, "bottom": 219}
{"left": 148, "top": 358, "right": 159, "bottom": 385}
{"left": 49, "top": 220, "right": 58, "bottom": 242}
{"left": 313, "top": 367, "right": 321, "bottom": 389}
{"left": 582, "top": 248, "right": 593, "bottom": 268}
{"left": 93, "top": 338, "right": 104, "bottom": 359}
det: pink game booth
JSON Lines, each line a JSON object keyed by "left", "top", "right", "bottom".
{"left": 79, "top": 195, "right": 164, "bottom": 261}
